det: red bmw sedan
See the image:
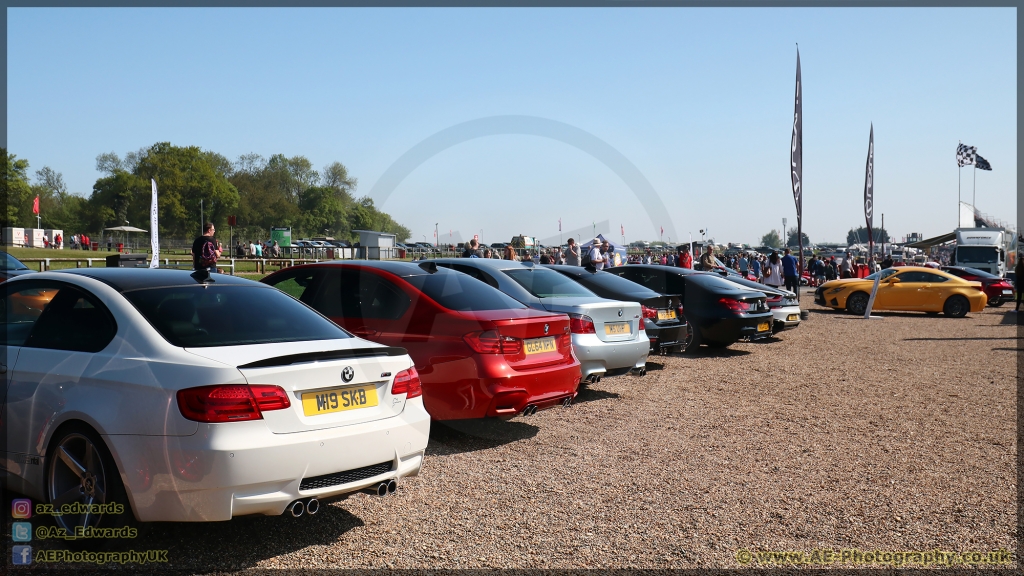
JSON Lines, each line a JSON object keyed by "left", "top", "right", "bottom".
{"left": 262, "top": 261, "right": 581, "bottom": 420}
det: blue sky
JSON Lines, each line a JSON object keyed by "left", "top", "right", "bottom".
{"left": 7, "top": 7, "right": 1016, "bottom": 245}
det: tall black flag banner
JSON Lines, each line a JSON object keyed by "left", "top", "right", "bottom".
{"left": 791, "top": 49, "right": 802, "bottom": 228}
{"left": 863, "top": 124, "right": 874, "bottom": 252}
{"left": 975, "top": 154, "right": 992, "bottom": 171}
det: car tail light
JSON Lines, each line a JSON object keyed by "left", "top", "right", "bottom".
{"left": 766, "top": 295, "right": 782, "bottom": 303}
{"left": 638, "top": 319, "right": 645, "bottom": 330}
{"left": 641, "top": 305, "right": 658, "bottom": 319}
{"left": 501, "top": 335, "right": 523, "bottom": 355}
{"left": 176, "top": 385, "right": 290, "bottom": 423}
{"left": 677, "top": 305, "right": 685, "bottom": 318}
{"left": 464, "top": 330, "right": 503, "bottom": 354}
{"left": 718, "top": 297, "right": 751, "bottom": 312}
{"left": 391, "top": 367, "right": 422, "bottom": 399}
{"left": 568, "top": 313, "right": 596, "bottom": 334}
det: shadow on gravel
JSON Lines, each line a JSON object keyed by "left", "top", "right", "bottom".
{"left": 992, "top": 347, "right": 1020, "bottom": 352}
{"left": 426, "top": 419, "right": 539, "bottom": 456}
{"left": 683, "top": 347, "right": 752, "bottom": 357}
{"left": 644, "top": 361, "right": 665, "bottom": 371}
{"left": 999, "top": 311, "right": 1021, "bottom": 324}
{"left": 748, "top": 336, "right": 781, "bottom": 344}
{"left": 573, "top": 386, "right": 621, "bottom": 405}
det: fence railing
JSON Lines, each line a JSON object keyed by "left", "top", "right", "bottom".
{"left": 16, "top": 257, "right": 340, "bottom": 276}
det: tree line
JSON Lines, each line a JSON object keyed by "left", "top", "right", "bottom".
{"left": 2, "top": 143, "right": 411, "bottom": 244}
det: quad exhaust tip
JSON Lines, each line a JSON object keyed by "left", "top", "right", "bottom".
{"left": 305, "top": 498, "right": 320, "bottom": 515}
{"left": 288, "top": 500, "right": 305, "bottom": 517}
{"left": 522, "top": 404, "right": 538, "bottom": 416}
{"left": 387, "top": 479, "right": 398, "bottom": 494}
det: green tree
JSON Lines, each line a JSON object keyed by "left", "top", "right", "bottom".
{"left": 32, "top": 167, "right": 84, "bottom": 232}
{"left": 786, "top": 227, "right": 811, "bottom": 247}
{"left": 846, "top": 226, "right": 889, "bottom": 244}
{"left": 760, "top": 230, "right": 781, "bottom": 248}
{"left": 3, "top": 150, "right": 33, "bottom": 227}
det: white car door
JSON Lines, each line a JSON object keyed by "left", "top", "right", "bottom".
{"left": 2, "top": 281, "right": 62, "bottom": 480}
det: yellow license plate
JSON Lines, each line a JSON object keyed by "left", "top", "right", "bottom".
{"left": 757, "top": 322, "right": 770, "bottom": 332}
{"left": 524, "top": 336, "right": 557, "bottom": 355}
{"left": 605, "top": 322, "right": 631, "bottom": 335}
{"left": 301, "top": 385, "right": 378, "bottom": 416}
{"left": 657, "top": 309, "right": 677, "bottom": 321}
{"left": 787, "top": 314, "right": 799, "bottom": 322}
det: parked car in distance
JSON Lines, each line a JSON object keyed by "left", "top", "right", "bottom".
{"left": 1, "top": 251, "right": 36, "bottom": 282}
{"left": 262, "top": 262, "right": 581, "bottom": 420}
{"left": 543, "top": 264, "right": 689, "bottom": 354}
{"left": 3, "top": 268, "right": 430, "bottom": 525}
{"left": 430, "top": 259, "right": 649, "bottom": 383}
{"left": 606, "top": 265, "right": 773, "bottom": 351}
{"left": 939, "top": 265, "right": 1015, "bottom": 306}
{"left": 815, "top": 266, "right": 987, "bottom": 317}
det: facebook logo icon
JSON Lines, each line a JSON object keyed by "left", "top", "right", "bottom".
{"left": 12, "top": 545, "right": 32, "bottom": 565}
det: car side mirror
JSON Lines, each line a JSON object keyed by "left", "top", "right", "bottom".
{"left": 888, "top": 277, "right": 901, "bottom": 284}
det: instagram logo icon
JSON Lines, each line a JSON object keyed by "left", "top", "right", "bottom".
{"left": 12, "top": 499, "right": 32, "bottom": 519}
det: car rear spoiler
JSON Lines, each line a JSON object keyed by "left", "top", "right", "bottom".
{"left": 238, "top": 347, "right": 408, "bottom": 369}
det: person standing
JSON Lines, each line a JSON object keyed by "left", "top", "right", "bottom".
{"left": 564, "top": 238, "right": 581, "bottom": 266}
{"left": 781, "top": 248, "right": 799, "bottom": 294}
{"left": 678, "top": 246, "right": 693, "bottom": 269}
{"left": 504, "top": 244, "right": 518, "bottom": 261}
{"left": 738, "top": 253, "right": 749, "bottom": 276}
{"left": 764, "top": 251, "right": 784, "bottom": 289}
{"left": 587, "top": 239, "right": 606, "bottom": 270}
{"left": 698, "top": 245, "right": 716, "bottom": 271}
{"left": 752, "top": 254, "right": 763, "bottom": 281}
{"left": 840, "top": 252, "right": 854, "bottom": 279}
{"left": 882, "top": 254, "right": 894, "bottom": 269}
{"left": 191, "top": 222, "right": 223, "bottom": 272}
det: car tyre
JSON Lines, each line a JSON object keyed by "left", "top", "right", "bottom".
{"left": 846, "top": 291, "right": 869, "bottom": 316}
{"left": 46, "top": 425, "right": 136, "bottom": 535}
{"left": 943, "top": 295, "right": 970, "bottom": 318}
{"left": 681, "top": 317, "right": 702, "bottom": 352}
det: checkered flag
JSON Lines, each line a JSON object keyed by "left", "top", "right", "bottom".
{"left": 976, "top": 154, "right": 992, "bottom": 171}
{"left": 957, "top": 143, "right": 977, "bottom": 167}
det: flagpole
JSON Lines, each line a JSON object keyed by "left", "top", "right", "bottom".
{"left": 973, "top": 163, "right": 976, "bottom": 210}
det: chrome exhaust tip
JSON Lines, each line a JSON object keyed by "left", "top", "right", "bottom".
{"left": 288, "top": 500, "right": 305, "bottom": 517}
{"left": 387, "top": 479, "right": 398, "bottom": 494}
{"left": 562, "top": 397, "right": 572, "bottom": 408}
{"left": 305, "top": 498, "right": 320, "bottom": 515}
{"left": 375, "top": 482, "right": 389, "bottom": 497}
{"left": 522, "top": 404, "right": 537, "bottom": 416}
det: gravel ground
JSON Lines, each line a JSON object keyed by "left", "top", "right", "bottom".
{"left": 16, "top": 294, "right": 1018, "bottom": 571}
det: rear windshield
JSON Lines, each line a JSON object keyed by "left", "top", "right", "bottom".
{"left": 557, "top": 269, "right": 660, "bottom": 298}
{"left": 503, "top": 267, "right": 596, "bottom": 298}
{"left": 2, "top": 252, "right": 29, "bottom": 271}
{"left": 403, "top": 272, "right": 527, "bottom": 311}
{"left": 123, "top": 285, "right": 349, "bottom": 347}
{"left": 687, "top": 273, "right": 756, "bottom": 293}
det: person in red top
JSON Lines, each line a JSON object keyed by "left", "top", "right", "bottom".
{"left": 678, "top": 245, "right": 693, "bottom": 269}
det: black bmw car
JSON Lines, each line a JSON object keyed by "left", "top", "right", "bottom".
{"left": 543, "top": 265, "right": 689, "bottom": 354}
{"left": 1, "top": 251, "right": 36, "bottom": 283}
{"left": 605, "top": 264, "right": 773, "bottom": 351}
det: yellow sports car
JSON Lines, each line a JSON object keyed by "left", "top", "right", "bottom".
{"left": 814, "top": 266, "right": 987, "bottom": 317}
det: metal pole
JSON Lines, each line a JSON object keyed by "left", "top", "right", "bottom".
{"left": 881, "top": 213, "right": 885, "bottom": 255}
{"left": 973, "top": 164, "right": 976, "bottom": 212}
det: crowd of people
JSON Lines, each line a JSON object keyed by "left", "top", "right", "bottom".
{"left": 234, "top": 239, "right": 283, "bottom": 259}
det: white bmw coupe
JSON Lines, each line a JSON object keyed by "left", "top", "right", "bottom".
{"left": 2, "top": 268, "right": 430, "bottom": 528}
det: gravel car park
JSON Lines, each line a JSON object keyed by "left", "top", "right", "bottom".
{"left": 16, "top": 296, "right": 1013, "bottom": 569}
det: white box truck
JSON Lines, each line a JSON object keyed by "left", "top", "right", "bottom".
{"left": 953, "top": 227, "right": 1007, "bottom": 276}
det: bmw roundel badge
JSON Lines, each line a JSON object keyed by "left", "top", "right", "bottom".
{"left": 341, "top": 366, "right": 354, "bottom": 383}
{"left": 544, "top": 324, "right": 549, "bottom": 334}
{"left": 618, "top": 309, "right": 623, "bottom": 317}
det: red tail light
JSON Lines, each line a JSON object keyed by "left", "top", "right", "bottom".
{"left": 677, "top": 305, "right": 685, "bottom": 318}
{"left": 391, "top": 367, "right": 422, "bottom": 399}
{"left": 641, "top": 305, "right": 658, "bottom": 319}
{"left": 464, "top": 330, "right": 503, "bottom": 353}
{"left": 568, "top": 313, "right": 596, "bottom": 334}
{"left": 718, "top": 297, "right": 751, "bottom": 313}
{"left": 766, "top": 295, "right": 782, "bottom": 303}
{"left": 177, "top": 385, "right": 290, "bottom": 423}
{"left": 501, "top": 334, "right": 523, "bottom": 355}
